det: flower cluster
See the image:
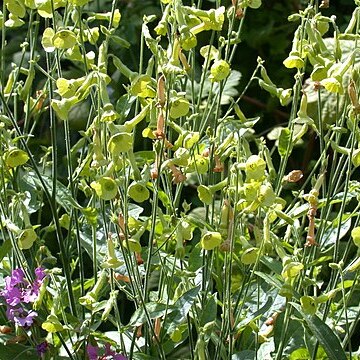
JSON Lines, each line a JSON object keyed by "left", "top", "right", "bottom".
{"left": 1, "top": 267, "right": 46, "bottom": 327}
{"left": 87, "top": 343, "right": 127, "bottom": 360}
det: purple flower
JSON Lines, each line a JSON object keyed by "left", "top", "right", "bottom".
{"left": 6, "top": 307, "right": 38, "bottom": 327}
{"left": 86, "top": 343, "right": 127, "bottom": 360}
{"left": 1, "top": 267, "right": 46, "bottom": 327}
{"left": 87, "top": 344, "right": 99, "bottom": 360}
{"left": 36, "top": 341, "right": 48, "bottom": 356}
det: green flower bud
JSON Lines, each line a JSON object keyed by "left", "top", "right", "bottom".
{"left": 321, "top": 77, "right": 344, "bottom": 94}
{"left": 18, "top": 228, "right": 37, "bottom": 249}
{"left": 122, "top": 238, "right": 142, "bottom": 252}
{"left": 300, "top": 295, "right": 317, "bottom": 316}
{"left": 170, "top": 97, "right": 190, "bottom": 119}
{"left": 53, "top": 29, "right": 77, "bottom": 49}
{"left": 107, "top": 132, "right": 133, "bottom": 157}
{"left": 351, "top": 227, "right": 360, "bottom": 247}
{"left": 130, "top": 75, "right": 156, "bottom": 98}
{"left": 241, "top": 247, "right": 260, "bottom": 265}
{"left": 128, "top": 182, "right": 150, "bottom": 203}
{"left": 5, "top": 148, "right": 29, "bottom": 168}
{"left": 100, "top": 103, "right": 120, "bottom": 122}
{"left": 42, "top": 314, "right": 64, "bottom": 333}
{"left": 179, "top": 29, "right": 197, "bottom": 51}
{"left": 201, "top": 231, "right": 222, "bottom": 250}
{"left": 209, "top": 60, "right": 231, "bottom": 82}
{"left": 258, "top": 183, "right": 276, "bottom": 207}
{"left": 283, "top": 53, "right": 305, "bottom": 69}
{"left": 281, "top": 261, "right": 303, "bottom": 280}
{"left": 245, "top": 155, "right": 266, "bottom": 180}
{"left": 91, "top": 177, "right": 118, "bottom": 200}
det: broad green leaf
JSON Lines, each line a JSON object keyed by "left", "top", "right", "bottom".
{"left": 166, "top": 285, "right": 200, "bottom": 334}
{"left": 23, "top": 172, "right": 82, "bottom": 213}
{"left": 129, "top": 302, "right": 176, "bottom": 327}
{"left": 290, "top": 303, "right": 347, "bottom": 360}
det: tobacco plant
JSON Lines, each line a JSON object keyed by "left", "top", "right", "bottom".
{"left": 1, "top": 0, "right": 360, "bottom": 359}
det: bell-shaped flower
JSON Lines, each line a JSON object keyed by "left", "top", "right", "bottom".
{"left": 100, "top": 103, "right": 120, "bottom": 123}
{"left": 245, "top": 155, "right": 266, "bottom": 181}
{"left": 5, "top": 148, "right": 29, "bottom": 168}
{"left": 107, "top": 132, "right": 133, "bottom": 157}
{"left": 283, "top": 51, "right": 304, "bottom": 69}
{"left": 170, "top": 97, "right": 190, "bottom": 119}
{"left": 130, "top": 75, "right": 156, "bottom": 98}
{"left": 201, "top": 231, "right": 222, "bottom": 250}
{"left": 51, "top": 96, "right": 79, "bottom": 121}
{"left": 6, "top": 0, "right": 26, "bottom": 18}
{"left": 52, "top": 29, "right": 77, "bottom": 49}
{"left": 18, "top": 228, "right": 37, "bottom": 250}
{"left": 102, "top": 238, "right": 123, "bottom": 269}
{"left": 128, "top": 182, "right": 150, "bottom": 203}
{"left": 90, "top": 177, "right": 118, "bottom": 201}
{"left": 209, "top": 60, "right": 231, "bottom": 82}
{"left": 122, "top": 238, "right": 142, "bottom": 252}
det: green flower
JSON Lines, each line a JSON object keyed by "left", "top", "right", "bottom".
{"left": 321, "top": 77, "right": 344, "bottom": 94}
{"left": 107, "top": 132, "right": 133, "bottom": 156}
{"left": 123, "top": 238, "right": 142, "bottom": 252}
{"left": 283, "top": 53, "right": 304, "bottom": 69}
{"left": 245, "top": 155, "right": 266, "bottom": 180}
{"left": 128, "top": 182, "right": 150, "bottom": 203}
{"left": 18, "top": 228, "right": 37, "bottom": 249}
{"left": 201, "top": 231, "right": 222, "bottom": 250}
{"left": 351, "top": 227, "right": 360, "bottom": 247}
{"left": 91, "top": 177, "right": 118, "bottom": 200}
{"left": 209, "top": 60, "right": 230, "bottom": 82}
{"left": 241, "top": 247, "right": 259, "bottom": 265}
{"left": 170, "top": 97, "right": 190, "bottom": 119}
{"left": 5, "top": 148, "right": 29, "bottom": 168}
{"left": 53, "top": 29, "right": 77, "bottom": 49}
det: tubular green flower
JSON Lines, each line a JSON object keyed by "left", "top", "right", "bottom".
{"left": 209, "top": 60, "right": 231, "bottom": 82}
{"left": 201, "top": 231, "right": 222, "bottom": 250}
{"left": 90, "top": 177, "right": 118, "bottom": 200}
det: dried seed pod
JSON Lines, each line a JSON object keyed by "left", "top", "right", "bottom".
{"left": 284, "top": 170, "right": 303, "bottom": 183}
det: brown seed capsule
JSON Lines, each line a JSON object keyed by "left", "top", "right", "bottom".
{"left": 319, "top": 0, "right": 329, "bottom": 8}
{"left": 157, "top": 74, "right": 166, "bottom": 108}
{"left": 0, "top": 325, "right": 12, "bottom": 334}
{"left": 153, "top": 111, "right": 165, "bottom": 139}
{"left": 213, "top": 155, "right": 224, "bottom": 173}
{"left": 284, "top": 170, "right": 303, "bottom": 183}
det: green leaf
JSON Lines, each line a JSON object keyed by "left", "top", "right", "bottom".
{"left": 129, "top": 303, "right": 176, "bottom": 327}
{"left": 0, "top": 239, "right": 12, "bottom": 262}
{"left": 166, "top": 286, "right": 200, "bottom": 334}
{"left": 278, "top": 127, "right": 291, "bottom": 157}
{"left": 290, "top": 303, "right": 347, "bottom": 360}
{"left": 23, "top": 172, "right": 82, "bottom": 213}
